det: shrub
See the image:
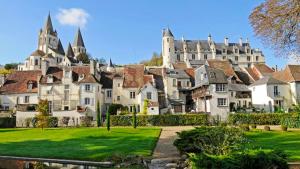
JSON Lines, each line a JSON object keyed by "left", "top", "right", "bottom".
{"left": 25, "top": 118, "right": 31, "bottom": 127}
{"left": 61, "top": 117, "right": 70, "bottom": 126}
{"left": 31, "top": 117, "right": 38, "bottom": 128}
{"left": 189, "top": 150, "right": 288, "bottom": 169}
{"left": 280, "top": 113, "right": 300, "bottom": 128}
{"left": 110, "top": 114, "right": 209, "bottom": 126}
{"left": 47, "top": 117, "right": 58, "bottom": 128}
{"left": 174, "top": 126, "right": 247, "bottom": 155}
{"left": 281, "top": 125, "right": 288, "bottom": 131}
{"left": 264, "top": 125, "right": 271, "bottom": 131}
{"left": 251, "top": 124, "right": 257, "bottom": 129}
{"left": 239, "top": 124, "right": 250, "bottom": 131}
{"left": 228, "top": 113, "right": 292, "bottom": 125}
{"left": 80, "top": 116, "right": 92, "bottom": 127}
{"left": 0, "top": 117, "right": 16, "bottom": 128}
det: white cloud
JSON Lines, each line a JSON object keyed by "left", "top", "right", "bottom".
{"left": 56, "top": 8, "right": 89, "bottom": 28}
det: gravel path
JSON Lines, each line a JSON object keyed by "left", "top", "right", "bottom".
{"left": 153, "top": 126, "right": 195, "bottom": 158}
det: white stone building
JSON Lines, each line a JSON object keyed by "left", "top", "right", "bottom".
{"left": 162, "top": 28, "right": 265, "bottom": 69}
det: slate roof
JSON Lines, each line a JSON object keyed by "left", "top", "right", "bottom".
{"left": 147, "top": 68, "right": 165, "bottom": 91}
{"left": 250, "top": 76, "right": 287, "bottom": 86}
{"left": 163, "top": 28, "right": 173, "bottom": 37}
{"left": 30, "top": 50, "right": 45, "bottom": 56}
{"left": 43, "top": 13, "right": 56, "bottom": 36}
{"left": 228, "top": 83, "right": 250, "bottom": 92}
{"left": 189, "top": 60, "right": 206, "bottom": 68}
{"left": 51, "top": 39, "right": 65, "bottom": 55}
{"left": 73, "top": 28, "right": 85, "bottom": 47}
{"left": 234, "top": 70, "right": 253, "bottom": 85}
{"left": 165, "top": 69, "right": 190, "bottom": 79}
{"left": 273, "top": 65, "right": 300, "bottom": 83}
{"left": 172, "top": 62, "right": 187, "bottom": 69}
{"left": 206, "top": 59, "right": 236, "bottom": 78}
{"left": 0, "top": 70, "right": 42, "bottom": 94}
{"left": 205, "top": 66, "right": 228, "bottom": 84}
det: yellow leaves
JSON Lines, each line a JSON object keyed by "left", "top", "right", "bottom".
{"left": 0, "top": 69, "right": 13, "bottom": 75}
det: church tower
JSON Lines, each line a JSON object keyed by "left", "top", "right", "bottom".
{"left": 38, "top": 13, "right": 59, "bottom": 54}
{"left": 72, "top": 28, "right": 86, "bottom": 57}
{"left": 162, "top": 28, "right": 175, "bottom": 68}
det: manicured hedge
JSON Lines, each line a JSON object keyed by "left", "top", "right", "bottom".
{"left": 110, "top": 114, "right": 209, "bottom": 126}
{"left": 0, "top": 117, "right": 16, "bottom": 128}
{"left": 228, "top": 113, "right": 294, "bottom": 125}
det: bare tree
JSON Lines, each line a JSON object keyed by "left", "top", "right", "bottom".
{"left": 249, "top": 0, "right": 300, "bottom": 58}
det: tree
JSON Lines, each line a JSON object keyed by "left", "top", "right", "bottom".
{"left": 142, "top": 99, "right": 149, "bottom": 115}
{"left": 96, "top": 101, "right": 101, "bottom": 127}
{"left": 140, "top": 52, "right": 163, "bottom": 66}
{"left": 77, "top": 53, "right": 91, "bottom": 64}
{"left": 106, "top": 107, "right": 110, "bottom": 131}
{"left": 4, "top": 63, "right": 19, "bottom": 70}
{"left": 249, "top": 0, "right": 300, "bottom": 57}
{"left": 95, "top": 57, "right": 107, "bottom": 64}
{"left": 36, "top": 99, "right": 49, "bottom": 130}
{"left": 132, "top": 105, "right": 137, "bottom": 129}
{"left": 0, "top": 69, "right": 13, "bottom": 76}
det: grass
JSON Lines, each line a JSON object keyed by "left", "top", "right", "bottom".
{"left": 0, "top": 127, "right": 161, "bottom": 161}
{"left": 246, "top": 129, "right": 300, "bottom": 161}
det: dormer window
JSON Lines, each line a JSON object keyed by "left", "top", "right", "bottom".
{"left": 210, "top": 72, "right": 216, "bottom": 78}
{"left": 47, "top": 75, "right": 53, "bottom": 83}
{"left": 65, "top": 70, "right": 71, "bottom": 78}
{"left": 27, "top": 81, "right": 33, "bottom": 90}
{"left": 79, "top": 74, "right": 85, "bottom": 81}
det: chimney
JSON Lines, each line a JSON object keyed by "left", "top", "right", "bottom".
{"left": 41, "top": 60, "right": 48, "bottom": 76}
{"left": 224, "top": 37, "right": 229, "bottom": 46}
{"left": 90, "top": 59, "right": 95, "bottom": 75}
{"left": 239, "top": 37, "right": 243, "bottom": 46}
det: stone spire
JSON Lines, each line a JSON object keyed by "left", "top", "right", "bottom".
{"left": 44, "top": 12, "right": 54, "bottom": 33}
{"left": 73, "top": 28, "right": 85, "bottom": 47}
{"left": 163, "top": 28, "right": 174, "bottom": 37}
{"left": 66, "top": 43, "right": 75, "bottom": 58}
{"left": 109, "top": 58, "right": 114, "bottom": 67}
{"left": 57, "top": 39, "right": 65, "bottom": 55}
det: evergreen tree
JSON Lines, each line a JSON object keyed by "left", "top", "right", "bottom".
{"left": 133, "top": 105, "right": 137, "bottom": 129}
{"left": 96, "top": 101, "right": 101, "bottom": 127}
{"left": 106, "top": 107, "right": 110, "bottom": 131}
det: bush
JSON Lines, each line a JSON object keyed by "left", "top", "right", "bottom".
{"left": 280, "top": 113, "right": 300, "bottom": 128}
{"left": 281, "top": 125, "right": 288, "bottom": 131}
{"left": 239, "top": 124, "right": 250, "bottom": 131}
{"left": 189, "top": 150, "right": 288, "bottom": 169}
{"left": 31, "top": 117, "right": 38, "bottom": 128}
{"left": 61, "top": 117, "right": 70, "bottom": 126}
{"left": 110, "top": 114, "right": 209, "bottom": 126}
{"left": 228, "top": 113, "right": 293, "bottom": 125}
{"left": 80, "top": 116, "right": 92, "bottom": 127}
{"left": 0, "top": 117, "right": 16, "bottom": 128}
{"left": 264, "top": 125, "right": 271, "bottom": 131}
{"left": 47, "top": 117, "right": 58, "bottom": 127}
{"left": 174, "top": 126, "right": 247, "bottom": 155}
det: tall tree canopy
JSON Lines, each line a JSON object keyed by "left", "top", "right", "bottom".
{"left": 140, "top": 52, "right": 163, "bottom": 66}
{"left": 249, "top": 0, "right": 300, "bottom": 57}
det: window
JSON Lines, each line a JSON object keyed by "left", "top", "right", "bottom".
{"left": 217, "top": 98, "right": 227, "bottom": 106}
{"left": 247, "top": 49, "right": 250, "bottom": 53}
{"left": 177, "top": 81, "right": 182, "bottom": 88}
{"left": 210, "top": 72, "right": 216, "bottom": 78}
{"left": 64, "top": 90, "right": 69, "bottom": 101}
{"left": 34, "top": 59, "right": 38, "bottom": 66}
{"left": 256, "top": 56, "right": 259, "bottom": 61}
{"left": 216, "top": 84, "right": 226, "bottom": 92}
{"left": 85, "top": 84, "right": 91, "bottom": 91}
{"left": 24, "top": 96, "right": 30, "bottom": 103}
{"left": 274, "top": 86, "right": 279, "bottom": 96}
{"left": 147, "top": 92, "right": 152, "bottom": 99}
{"left": 118, "top": 83, "right": 121, "bottom": 87}
{"left": 117, "top": 96, "right": 120, "bottom": 101}
{"left": 169, "top": 48, "right": 170, "bottom": 52}
{"left": 235, "top": 49, "right": 238, "bottom": 53}
{"left": 84, "top": 98, "right": 90, "bottom": 105}
{"left": 167, "top": 38, "right": 169, "bottom": 42}
{"left": 231, "top": 92, "right": 234, "bottom": 97}
{"left": 64, "top": 85, "right": 69, "bottom": 90}
{"left": 64, "top": 106, "right": 69, "bottom": 111}
{"left": 130, "top": 105, "right": 135, "bottom": 112}
{"left": 204, "top": 54, "right": 207, "bottom": 60}
{"left": 130, "top": 91, "right": 136, "bottom": 99}
{"left": 177, "top": 54, "right": 180, "bottom": 61}
{"left": 187, "top": 81, "right": 190, "bottom": 87}
{"left": 192, "top": 54, "right": 195, "bottom": 60}
{"left": 106, "top": 90, "right": 112, "bottom": 98}
{"left": 247, "top": 56, "right": 251, "bottom": 61}
{"left": 65, "top": 71, "right": 70, "bottom": 78}
{"left": 235, "top": 56, "right": 238, "bottom": 61}
{"left": 173, "top": 79, "right": 177, "bottom": 87}
{"left": 222, "top": 56, "right": 226, "bottom": 60}
{"left": 47, "top": 90, "right": 52, "bottom": 95}
{"left": 223, "top": 49, "right": 226, "bottom": 53}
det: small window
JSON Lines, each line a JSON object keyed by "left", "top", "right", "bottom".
{"left": 247, "top": 49, "right": 250, "bottom": 53}
{"left": 168, "top": 48, "right": 170, "bottom": 52}
{"left": 84, "top": 98, "right": 90, "bottom": 105}
{"left": 217, "top": 98, "right": 227, "bottom": 106}
{"left": 192, "top": 54, "right": 195, "bottom": 60}
{"left": 247, "top": 56, "right": 251, "bottom": 61}
{"left": 222, "top": 56, "right": 226, "bottom": 60}
{"left": 177, "top": 54, "right": 180, "bottom": 61}
{"left": 210, "top": 72, "right": 216, "bottom": 78}
{"left": 85, "top": 84, "right": 91, "bottom": 91}
{"left": 34, "top": 59, "right": 39, "bottom": 66}
{"left": 235, "top": 56, "right": 239, "bottom": 61}
{"left": 64, "top": 106, "right": 69, "bottom": 111}
{"left": 256, "top": 56, "right": 259, "bottom": 61}
{"left": 173, "top": 79, "right": 177, "bottom": 87}
{"left": 204, "top": 54, "right": 207, "bottom": 60}
{"left": 167, "top": 38, "right": 169, "bottom": 42}
{"left": 223, "top": 49, "right": 226, "bottom": 53}
{"left": 216, "top": 84, "right": 226, "bottom": 92}
{"left": 106, "top": 90, "right": 112, "bottom": 98}
{"left": 64, "top": 85, "right": 69, "bottom": 90}
{"left": 130, "top": 105, "right": 135, "bottom": 112}
{"left": 130, "top": 91, "right": 136, "bottom": 99}
{"left": 24, "top": 96, "right": 30, "bottom": 103}
{"left": 118, "top": 83, "right": 121, "bottom": 87}
{"left": 117, "top": 96, "right": 120, "bottom": 101}
{"left": 235, "top": 49, "right": 238, "bottom": 53}
{"left": 187, "top": 81, "right": 190, "bottom": 87}
{"left": 147, "top": 92, "right": 152, "bottom": 100}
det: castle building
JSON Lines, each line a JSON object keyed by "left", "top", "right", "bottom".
{"left": 162, "top": 28, "right": 265, "bottom": 69}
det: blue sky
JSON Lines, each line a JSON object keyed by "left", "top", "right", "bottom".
{"left": 0, "top": 0, "right": 289, "bottom": 68}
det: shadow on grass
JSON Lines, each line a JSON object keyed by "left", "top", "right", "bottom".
{"left": 0, "top": 133, "right": 158, "bottom": 162}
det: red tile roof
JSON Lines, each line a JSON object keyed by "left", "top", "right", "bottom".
{"left": 123, "top": 65, "right": 145, "bottom": 88}
{"left": 184, "top": 68, "right": 195, "bottom": 79}
{"left": 273, "top": 65, "right": 300, "bottom": 82}
{"left": 245, "top": 67, "right": 260, "bottom": 81}
{"left": 172, "top": 62, "right": 187, "bottom": 69}
{"left": 0, "top": 70, "right": 42, "bottom": 94}
{"left": 207, "top": 59, "right": 235, "bottom": 77}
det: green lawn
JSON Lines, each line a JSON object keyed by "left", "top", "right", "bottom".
{"left": 246, "top": 130, "right": 300, "bottom": 161}
{"left": 0, "top": 127, "right": 161, "bottom": 161}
